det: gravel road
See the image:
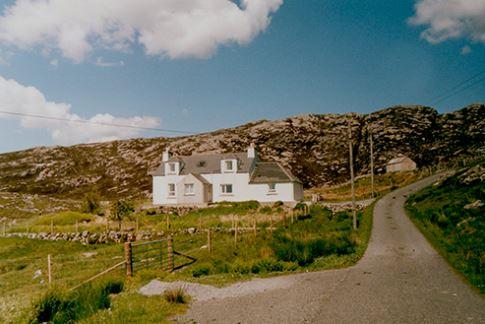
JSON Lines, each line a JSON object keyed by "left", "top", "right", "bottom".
{"left": 170, "top": 175, "right": 485, "bottom": 323}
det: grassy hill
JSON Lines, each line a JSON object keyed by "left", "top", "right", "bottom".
{"left": 406, "top": 161, "right": 484, "bottom": 293}
{"left": 0, "top": 104, "right": 483, "bottom": 201}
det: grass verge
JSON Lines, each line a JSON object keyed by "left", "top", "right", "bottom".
{"left": 405, "top": 163, "right": 484, "bottom": 293}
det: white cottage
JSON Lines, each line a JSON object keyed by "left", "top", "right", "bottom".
{"left": 150, "top": 144, "right": 304, "bottom": 206}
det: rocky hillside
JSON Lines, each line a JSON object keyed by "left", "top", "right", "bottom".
{"left": 0, "top": 104, "right": 483, "bottom": 199}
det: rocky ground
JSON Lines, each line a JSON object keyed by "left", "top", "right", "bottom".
{"left": 0, "top": 104, "right": 483, "bottom": 200}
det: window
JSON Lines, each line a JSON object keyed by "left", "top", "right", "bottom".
{"left": 268, "top": 183, "right": 276, "bottom": 192}
{"left": 168, "top": 163, "right": 176, "bottom": 173}
{"left": 225, "top": 160, "right": 233, "bottom": 171}
{"left": 168, "top": 183, "right": 175, "bottom": 197}
{"left": 184, "top": 183, "right": 194, "bottom": 195}
{"left": 221, "top": 184, "right": 233, "bottom": 194}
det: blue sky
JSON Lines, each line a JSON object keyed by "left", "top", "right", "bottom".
{"left": 0, "top": 0, "right": 484, "bottom": 153}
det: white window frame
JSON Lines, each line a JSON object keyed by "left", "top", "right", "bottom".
{"left": 184, "top": 183, "right": 195, "bottom": 195}
{"left": 268, "top": 183, "right": 277, "bottom": 194}
{"left": 167, "top": 183, "right": 176, "bottom": 197}
{"left": 168, "top": 162, "right": 176, "bottom": 174}
{"left": 221, "top": 184, "right": 233, "bottom": 195}
{"left": 225, "top": 160, "right": 234, "bottom": 171}
{"left": 222, "top": 159, "right": 236, "bottom": 173}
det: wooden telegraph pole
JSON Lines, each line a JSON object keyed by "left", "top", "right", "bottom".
{"left": 370, "top": 133, "right": 375, "bottom": 198}
{"left": 349, "top": 121, "right": 357, "bottom": 230}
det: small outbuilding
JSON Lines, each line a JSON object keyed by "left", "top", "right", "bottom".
{"left": 386, "top": 155, "right": 417, "bottom": 173}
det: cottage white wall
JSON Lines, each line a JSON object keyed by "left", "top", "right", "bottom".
{"left": 153, "top": 173, "right": 302, "bottom": 205}
{"left": 201, "top": 173, "right": 298, "bottom": 203}
{"left": 152, "top": 175, "right": 184, "bottom": 205}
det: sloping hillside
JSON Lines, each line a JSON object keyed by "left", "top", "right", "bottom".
{"left": 0, "top": 104, "right": 483, "bottom": 199}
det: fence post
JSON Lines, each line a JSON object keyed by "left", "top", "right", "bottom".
{"left": 50, "top": 220, "right": 54, "bottom": 234}
{"left": 75, "top": 221, "right": 79, "bottom": 233}
{"left": 124, "top": 242, "right": 133, "bottom": 277}
{"left": 136, "top": 216, "right": 139, "bottom": 233}
{"left": 2, "top": 220, "right": 5, "bottom": 237}
{"left": 166, "top": 214, "right": 170, "bottom": 231}
{"left": 253, "top": 215, "right": 257, "bottom": 236}
{"left": 47, "top": 254, "right": 52, "bottom": 286}
{"left": 167, "top": 235, "right": 174, "bottom": 272}
{"left": 207, "top": 229, "right": 212, "bottom": 253}
{"left": 106, "top": 218, "right": 109, "bottom": 232}
{"left": 291, "top": 210, "right": 294, "bottom": 224}
{"left": 270, "top": 214, "right": 274, "bottom": 233}
{"left": 234, "top": 217, "right": 238, "bottom": 246}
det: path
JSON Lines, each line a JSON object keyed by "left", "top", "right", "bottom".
{"left": 173, "top": 174, "right": 484, "bottom": 323}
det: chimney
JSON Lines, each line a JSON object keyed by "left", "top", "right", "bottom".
{"left": 247, "top": 143, "right": 256, "bottom": 159}
{"left": 162, "top": 149, "right": 170, "bottom": 162}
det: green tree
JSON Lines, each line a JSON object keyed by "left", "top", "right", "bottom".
{"left": 110, "top": 200, "right": 134, "bottom": 230}
{"left": 82, "top": 191, "right": 101, "bottom": 214}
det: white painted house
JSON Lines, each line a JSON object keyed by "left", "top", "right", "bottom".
{"left": 150, "top": 144, "right": 304, "bottom": 206}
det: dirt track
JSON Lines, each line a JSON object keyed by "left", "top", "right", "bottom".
{"left": 175, "top": 174, "right": 485, "bottom": 323}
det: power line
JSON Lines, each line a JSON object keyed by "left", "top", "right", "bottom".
{"left": 430, "top": 74, "right": 485, "bottom": 106}
{"left": 0, "top": 110, "right": 195, "bottom": 135}
{"left": 428, "top": 70, "right": 485, "bottom": 106}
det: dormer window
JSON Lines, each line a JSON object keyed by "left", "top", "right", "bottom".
{"left": 222, "top": 159, "right": 237, "bottom": 173}
{"left": 168, "top": 162, "right": 177, "bottom": 174}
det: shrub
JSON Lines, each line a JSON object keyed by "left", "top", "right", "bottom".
{"left": 231, "top": 260, "right": 252, "bottom": 275}
{"left": 273, "top": 201, "right": 284, "bottom": 208}
{"left": 110, "top": 200, "right": 135, "bottom": 230}
{"left": 30, "top": 279, "right": 124, "bottom": 323}
{"left": 82, "top": 191, "right": 101, "bottom": 214}
{"left": 192, "top": 264, "right": 212, "bottom": 278}
{"left": 163, "top": 287, "right": 188, "bottom": 304}
{"left": 259, "top": 206, "right": 272, "bottom": 214}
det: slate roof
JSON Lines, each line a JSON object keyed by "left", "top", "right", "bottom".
{"left": 249, "top": 162, "right": 301, "bottom": 184}
{"left": 150, "top": 152, "right": 254, "bottom": 176}
{"left": 150, "top": 152, "right": 301, "bottom": 184}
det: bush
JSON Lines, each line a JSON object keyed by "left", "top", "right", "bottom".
{"left": 231, "top": 260, "right": 252, "bottom": 275}
{"left": 163, "top": 287, "right": 188, "bottom": 304}
{"left": 30, "top": 279, "right": 124, "bottom": 323}
{"left": 82, "top": 191, "right": 101, "bottom": 214}
{"left": 192, "top": 264, "right": 212, "bottom": 278}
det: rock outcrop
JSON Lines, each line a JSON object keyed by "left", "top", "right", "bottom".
{"left": 0, "top": 104, "right": 483, "bottom": 199}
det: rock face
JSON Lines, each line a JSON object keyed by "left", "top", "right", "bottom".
{"left": 0, "top": 104, "right": 483, "bottom": 199}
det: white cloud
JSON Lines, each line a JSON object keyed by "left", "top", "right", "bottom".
{"left": 0, "top": 0, "right": 283, "bottom": 63}
{"left": 461, "top": 45, "right": 472, "bottom": 55}
{"left": 0, "top": 75, "right": 160, "bottom": 145}
{"left": 95, "top": 57, "right": 125, "bottom": 67}
{"left": 409, "top": 0, "right": 485, "bottom": 44}
{"left": 49, "top": 59, "right": 59, "bottom": 67}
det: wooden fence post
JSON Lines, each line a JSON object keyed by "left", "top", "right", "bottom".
{"left": 2, "top": 220, "right": 5, "bottom": 237}
{"left": 136, "top": 216, "right": 139, "bottom": 233}
{"left": 75, "top": 221, "right": 79, "bottom": 233}
{"left": 198, "top": 216, "right": 202, "bottom": 232}
{"left": 253, "top": 215, "right": 257, "bottom": 236}
{"left": 166, "top": 214, "right": 170, "bottom": 231}
{"left": 47, "top": 254, "right": 52, "bottom": 286}
{"left": 167, "top": 235, "right": 174, "bottom": 272}
{"left": 270, "top": 214, "right": 274, "bottom": 233}
{"left": 106, "top": 218, "right": 109, "bottom": 232}
{"left": 50, "top": 220, "right": 54, "bottom": 234}
{"left": 234, "top": 217, "right": 238, "bottom": 246}
{"left": 207, "top": 229, "right": 212, "bottom": 253}
{"left": 291, "top": 210, "right": 294, "bottom": 224}
{"left": 124, "top": 242, "right": 133, "bottom": 277}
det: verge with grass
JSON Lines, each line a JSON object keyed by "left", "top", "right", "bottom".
{"left": 405, "top": 163, "right": 484, "bottom": 293}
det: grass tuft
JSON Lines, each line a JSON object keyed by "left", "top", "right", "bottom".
{"left": 163, "top": 287, "right": 189, "bottom": 304}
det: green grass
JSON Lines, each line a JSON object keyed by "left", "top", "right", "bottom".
{"left": 309, "top": 170, "right": 424, "bottom": 202}
{"left": 405, "top": 163, "right": 484, "bottom": 293}
{"left": 33, "top": 211, "right": 95, "bottom": 226}
{"left": 1, "top": 201, "right": 376, "bottom": 322}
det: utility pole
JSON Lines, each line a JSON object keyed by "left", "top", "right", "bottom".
{"left": 370, "top": 133, "right": 375, "bottom": 198}
{"left": 349, "top": 121, "right": 357, "bottom": 230}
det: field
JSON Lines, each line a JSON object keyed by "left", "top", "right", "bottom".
{"left": 308, "top": 170, "right": 425, "bottom": 202}
{"left": 405, "top": 162, "right": 484, "bottom": 293}
{"left": 0, "top": 201, "right": 374, "bottom": 323}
